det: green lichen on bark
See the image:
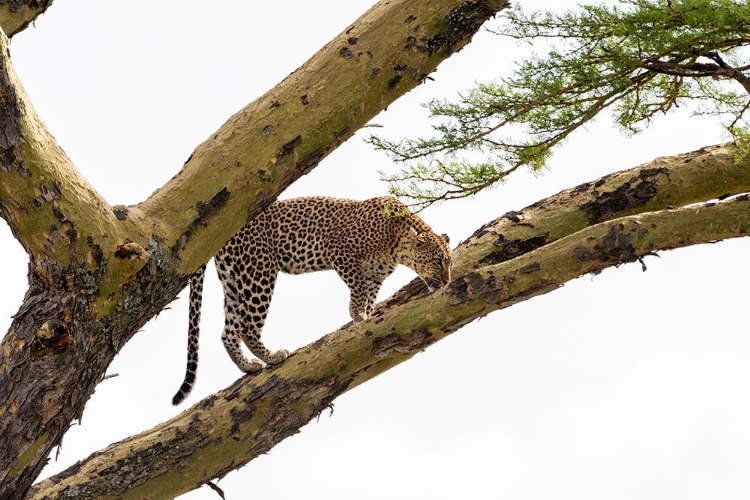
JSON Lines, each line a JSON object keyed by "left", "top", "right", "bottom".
{"left": 138, "top": 0, "right": 511, "bottom": 276}
{"left": 454, "top": 144, "right": 750, "bottom": 276}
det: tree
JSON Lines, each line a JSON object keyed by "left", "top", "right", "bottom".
{"left": 373, "top": 0, "right": 750, "bottom": 208}
{"left": 2, "top": 1, "right": 749, "bottom": 499}
{"left": 0, "top": 1, "right": 509, "bottom": 498}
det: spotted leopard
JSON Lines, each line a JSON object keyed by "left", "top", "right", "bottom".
{"left": 172, "top": 196, "right": 452, "bottom": 405}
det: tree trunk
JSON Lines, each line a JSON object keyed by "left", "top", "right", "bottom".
{"left": 0, "top": 1, "right": 509, "bottom": 498}
{"left": 28, "top": 143, "right": 750, "bottom": 499}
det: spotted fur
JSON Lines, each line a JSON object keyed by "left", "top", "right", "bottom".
{"left": 172, "top": 196, "right": 452, "bottom": 405}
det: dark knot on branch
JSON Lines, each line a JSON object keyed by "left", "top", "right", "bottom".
{"left": 36, "top": 319, "right": 72, "bottom": 351}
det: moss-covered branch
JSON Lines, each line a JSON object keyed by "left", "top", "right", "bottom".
{"left": 136, "top": 0, "right": 510, "bottom": 276}
{"left": 29, "top": 192, "right": 750, "bottom": 500}
{"left": 0, "top": 30, "right": 125, "bottom": 270}
{"left": 380, "top": 143, "right": 750, "bottom": 309}
{"left": 453, "top": 143, "right": 750, "bottom": 275}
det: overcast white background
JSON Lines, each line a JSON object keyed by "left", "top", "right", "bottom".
{"left": 2, "top": 1, "right": 750, "bottom": 499}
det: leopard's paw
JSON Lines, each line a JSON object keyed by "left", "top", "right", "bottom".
{"left": 242, "top": 359, "right": 265, "bottom": 373}
{"left": 268, "top": 349, "right": 289, "bottom": 365}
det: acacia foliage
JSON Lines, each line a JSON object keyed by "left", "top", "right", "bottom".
{"left": 371, "top": 0, "right": 750, "bottom": 208}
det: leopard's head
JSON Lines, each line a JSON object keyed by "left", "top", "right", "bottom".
{"left": 408, "top": 228, "right": 452, "bottom": 291}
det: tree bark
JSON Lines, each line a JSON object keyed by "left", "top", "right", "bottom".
{"left": 381, "top": 143, "right": 750, "bottom": 308}
{"left": 28, "top": 145, "right": 750, "bottom": 499}
{"left": 0, "top": 1, "right": 509, "bottom": 498}
{"left": 0, "top": 0, "right": 53, "bottom": 38}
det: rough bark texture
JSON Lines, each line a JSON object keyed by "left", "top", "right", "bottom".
{"left": 0, "top": 0, "right": 52, "bottom": 38}
{"left": 3, "top": 1, "right": 750, "bottom": 498}
{"left": 0, "top": 1, "right": 509, "bottom": 499}
{"left": 29, "top": 183, "right": 750, "bottom": 499}
{"left": 379, "top": 143, "right": 750, "bottom": 309}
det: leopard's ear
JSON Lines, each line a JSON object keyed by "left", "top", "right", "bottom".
{"left": 440, "top": 233, "right": 450, "bottom": 244}
{"left": 409, "top": 227, "right": 428, "bottom": 244}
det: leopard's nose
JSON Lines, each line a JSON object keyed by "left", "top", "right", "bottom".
{"left": 424, "top": 277, "right": 446, "bottom": 292}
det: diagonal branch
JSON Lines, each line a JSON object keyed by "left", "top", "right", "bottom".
{"left": 135, "top": 0, "right": 509, "bottom": 276}
{"left": 0, "top": 30, "right": 122, "bottom": 269}
{"left": 29, "top": 192, "right": 750, "bottom": 500}
{"left": 452, "top": 143, "right": 750, "bottom": 274}
{"left": 380, "top": 143, "right": 750, "bottom": 306}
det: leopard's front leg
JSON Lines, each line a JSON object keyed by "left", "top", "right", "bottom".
{"left": 331, "top": 257, "right": 371, "bottom": 322}
{"left": 336, "top": 261, "right": 394, "bottom": 323}
{"left": 362, "top": 261, "right": 395, "bottom": 319}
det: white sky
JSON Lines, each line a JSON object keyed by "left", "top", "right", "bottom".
{"left": 2, "top": 1, "right": 750, "bottom": 499}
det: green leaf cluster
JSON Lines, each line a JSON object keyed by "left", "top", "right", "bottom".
{"left": 372, "top": 0, "right": 750, "bottom": 209}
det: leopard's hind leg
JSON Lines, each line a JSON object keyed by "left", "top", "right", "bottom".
{"left": 215, "top": 242, "right": 288, "bottom": 372}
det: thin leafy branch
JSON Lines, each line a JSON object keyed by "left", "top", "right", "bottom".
{"left": 370, "top": 0, "right": 750, "bottom": 209}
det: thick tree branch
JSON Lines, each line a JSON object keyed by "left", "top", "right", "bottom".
{"left": 0, "top": 2, "right": 509, "bottom": 498}
{"left": 381, "top": 143, "right": 750, "bottom": 307}
{"left": 29, "top": 191, "right": 750, "bottom": 499}
{"left": 453, "top": 143, "right": 750, "bottom": 274}
{"left": 0, "top": 30, "right": 123, "bottom": 268}
{"left": 0, "top": 0, "right": 53, "bottom": 38}
{"left": 136, "top": 0, "right": 509, "bottom": 276}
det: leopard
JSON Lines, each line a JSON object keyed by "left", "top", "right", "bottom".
{"left": 172, "top": 196, "right": 453, "bottom": 405}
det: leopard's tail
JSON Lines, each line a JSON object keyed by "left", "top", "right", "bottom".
{"left": 172, "top": 264, "right": 206, "bottom": 405}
